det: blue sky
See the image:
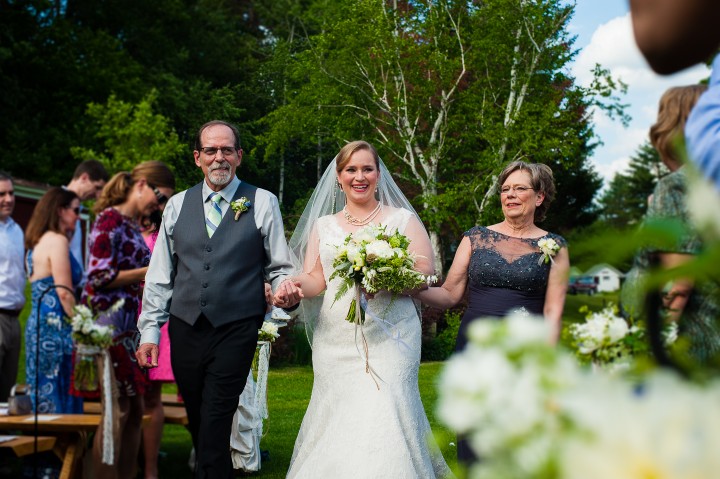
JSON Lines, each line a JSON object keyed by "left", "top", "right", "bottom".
{"left": 567, "top": 0, "right": 710, "bottom": 183}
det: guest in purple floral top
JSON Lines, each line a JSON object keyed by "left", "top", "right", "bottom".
{"left": 81, "top": 160, "right": 174, "bottom": 479}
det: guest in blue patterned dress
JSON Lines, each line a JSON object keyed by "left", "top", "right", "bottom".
{"left": 81, "top": 160, "right": 174, "bottom": 478}
{"left": 416, "top": 160, "right": 569, "bottom": 466}
{"left": 24, "top": 187, "right": 84, "bottom": 413}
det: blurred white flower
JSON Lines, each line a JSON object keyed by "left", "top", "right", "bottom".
{"left": 687, "top": 167, "right": 720, "bottom": 240}
{"left": 438, "top": 309, "right": 720, "bottom": 479}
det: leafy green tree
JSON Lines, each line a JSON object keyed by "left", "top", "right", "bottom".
{"left": 257, "top": 0, "right": 625, "bottom": 271}
{"left": 70, "top": 90, "right": 186, "bottom": 182}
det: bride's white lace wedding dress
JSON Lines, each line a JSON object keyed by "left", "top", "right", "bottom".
{"left": 287, "top": 208, "right": 452, "bottom": 479}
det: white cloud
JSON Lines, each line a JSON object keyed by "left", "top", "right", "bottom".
{"left": 572, "top": 13, "right": 710, "bottom": 186}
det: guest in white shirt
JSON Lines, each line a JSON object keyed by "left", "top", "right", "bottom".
{"left": 0, "top": 172, "right": 26, "bottom": 402}
{"left": 64, "top": 159, "right": 108, "bottom": 269}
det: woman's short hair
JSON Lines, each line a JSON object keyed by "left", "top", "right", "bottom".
{"left": 497, "top": 160, "right": 556, "bottom": 222}
{"left": 25, "top": 187, "right": 79, "bottom": 249}
{"left": 335, "top": 141, "right": 380, "bottom": 173}
{"left": 94, "top": 161, "right": 175, "bottom": 213}
{"left": 650, "top": 84, "right": 707, "bottom": 171}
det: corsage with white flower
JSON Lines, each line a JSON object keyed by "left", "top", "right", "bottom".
{"left": 537, "top": 236, "right": 560, "bottom": 265}
{"left": 231, "top": 197, "right": 251, "bottom": 220}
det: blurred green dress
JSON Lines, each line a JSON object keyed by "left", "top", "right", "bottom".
{"left": 620, "top": 167, "right": 720, "bottom": 363}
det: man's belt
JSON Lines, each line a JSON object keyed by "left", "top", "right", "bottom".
{"left": 0, "top": 308, "right": 22, "bottom": 316}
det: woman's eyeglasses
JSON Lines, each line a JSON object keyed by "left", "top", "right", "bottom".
{"left": 151, "top": 186, "right": 168, "bottom": 205}
{"left": 500, "top": 185, "right": 534, "bottom": 195}
{"left": 66, "top": 206, "right": 80, "bottom": 215}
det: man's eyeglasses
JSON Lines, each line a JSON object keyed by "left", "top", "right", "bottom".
{"left": 151, "top": 186, "right": 168, "bottom": 205}
{"left": 500, "top": 185, "right": 534, "bottom": 195}
{"left": 199, "top": 146, "right": 237, "bottom": 157}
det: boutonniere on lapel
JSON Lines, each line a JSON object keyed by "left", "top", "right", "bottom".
{"left": 231, "top": 197, "right": 252, "bottom": 221}
{"left": 537, "top": 237, "right": 560, "bottom": 265}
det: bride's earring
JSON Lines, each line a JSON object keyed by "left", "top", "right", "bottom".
{"left": 334, "top": 180, "right": 342, "bottom": 212}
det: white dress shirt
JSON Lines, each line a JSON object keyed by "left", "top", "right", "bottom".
{"left": 137, "top": 177, "right": 295, "bottom": 345}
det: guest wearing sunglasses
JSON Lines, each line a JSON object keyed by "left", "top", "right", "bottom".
{"left": 24, "top": 187, "right": 84, "bottom": 414}
{"left": 82, "top": 160, "right": 175, "bottom": 479}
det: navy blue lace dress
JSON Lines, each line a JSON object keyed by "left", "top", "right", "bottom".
{"left": 455, "top": 226, "right": 566, "bottom": 465}
{"left": 456, "top": 226, "right": 567, "bottom": 351}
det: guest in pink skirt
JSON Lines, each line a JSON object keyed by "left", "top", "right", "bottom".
{"left": 140, "top": 208, "right": 178, "bottom": 479}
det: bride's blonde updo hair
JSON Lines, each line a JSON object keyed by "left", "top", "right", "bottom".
{"left": 335, "top": 141, "right": 380, "bottom": 173}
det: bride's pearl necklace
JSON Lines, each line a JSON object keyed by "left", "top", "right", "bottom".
{"left": 343, "top": 203, "right": 382, "bottom": 226}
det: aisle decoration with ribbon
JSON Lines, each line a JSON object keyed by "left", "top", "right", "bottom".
{"left": 67, "top": 299, "right": 124, "bottom": 465}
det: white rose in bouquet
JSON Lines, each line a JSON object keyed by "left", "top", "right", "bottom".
{"left": 365, "top": 239, "right": 394, "bottom": 261}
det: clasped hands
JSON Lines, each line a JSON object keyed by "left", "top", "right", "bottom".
{"left": 273, "top": 279, "right": 303, "bottom": 309}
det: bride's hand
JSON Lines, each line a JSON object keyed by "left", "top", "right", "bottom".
{"left": 273, "top": 279, "right": 304, "bottom": 308}
{"left": 361, "top": 287, "right": 375, "bottom": 300}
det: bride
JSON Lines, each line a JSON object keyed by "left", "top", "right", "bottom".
{"left": 277, "top": 141, "right": 452, "bottom": 478}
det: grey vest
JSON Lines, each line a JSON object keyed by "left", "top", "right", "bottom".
{"left": 169, "top": 182, "right": 266, "bottom": 327}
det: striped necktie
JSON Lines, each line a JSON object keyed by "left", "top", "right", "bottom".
{"left": 205, "top": 192, "right": 223, "bottom": 238}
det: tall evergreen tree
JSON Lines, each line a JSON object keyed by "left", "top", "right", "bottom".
{"left": 598, "top": 141, "right": 666, "bottom": 228}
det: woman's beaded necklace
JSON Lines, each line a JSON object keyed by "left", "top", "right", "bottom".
{"left": 343, "top": 202, "right": 382, "bottom": 226}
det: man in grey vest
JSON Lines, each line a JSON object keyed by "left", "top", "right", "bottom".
{"left": 137, "top": 120, "right": 302, "bottom": 478}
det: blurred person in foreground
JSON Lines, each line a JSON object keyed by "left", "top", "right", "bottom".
{"left": 416, "top": 160, "right": 569, "bottom": 466}
{"left": 620, "top": 84, "right": 720, "bottom": 364}
{"left": 0, "top": 172, "right": 25, "bottom": 402}
{"left": 24, "top": 187, "right": 83, "bottom": 413}
{"left": 82, "top": 161, "right": 175, "bottom": 479}
{"left": 630, "top": 0, "right": 720, "bottom": 189}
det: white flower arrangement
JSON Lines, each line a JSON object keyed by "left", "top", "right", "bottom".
{"left": 330, "top": 223, "right": 437, "bottom": 323}
{"left": 566, "top": 304, "right": 677, "bottom": 370}
{"left": 67, "top": 300, "right": 122, "bottom": 393}
{"left": 537, "top": 237, "right": 560, "bottom": 265}
{"left": 258, "top": 320, "right": 280, "bottom": 342}
{"left": 437, "top": 313, "right": 720, "bottom": 479}
{"left": 69, "top": 302, "right": 122, "bottom": 349}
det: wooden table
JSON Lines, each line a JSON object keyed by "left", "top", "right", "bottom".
{"left": 84, "top": 400, "right": 188, "bottom": 426}
{"left": 0, "top": 434, "right": 56, "bottom": 457}
{"left": 0, "top": 414, "right": 100, "bottom": 479}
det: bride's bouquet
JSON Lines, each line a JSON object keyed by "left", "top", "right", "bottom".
{"left": 329, "top": 223, "right": 437, "bottom": 324}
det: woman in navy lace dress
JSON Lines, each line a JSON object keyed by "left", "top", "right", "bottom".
{"left": 417, "top": 160, "right": 569, "bottom": 464}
